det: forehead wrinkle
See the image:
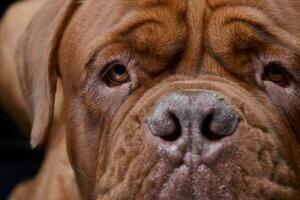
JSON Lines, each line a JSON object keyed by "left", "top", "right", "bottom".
{"left": 120, "top": 19, "right": 161, "bottom": 40}
{"left": 78, "top": 0, "right": 189, "bottom": 74}
{"left": 119, "top": 3, "right": 187, "bottom": 42}
{"left": 83, "top": 20, "right": 161, "bottom": 68}
{"left": 174, "top": 0, "right": 207, "bottom": 75}
{"left": 122, "top": 22, "right": 186, "bottom": 55}
{"left": 114, "top": 2, "right": 187, "bottom": 73}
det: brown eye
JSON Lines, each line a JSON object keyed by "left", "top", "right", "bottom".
{"left": 263, "top": 63, "right": 288, "bottom": 86}
{"left": 105, "top": 63, "right": 130, "bottom": 86}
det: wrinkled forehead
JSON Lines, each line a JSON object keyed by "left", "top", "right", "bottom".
{"left": 61, "top": 0, "right": 188, "bottom": 68}
{"left": 69, "top": 0, "right": 187, "bottom": 39}
{"left": 66, "top": 0, "right": 300, "bottom": 41}
{"left": 60, "top": 0, "right": 300, "bottom": 74}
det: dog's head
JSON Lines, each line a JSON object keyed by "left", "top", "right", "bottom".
{"left": 18, "top": 0, "right": 300, "bottom": 199}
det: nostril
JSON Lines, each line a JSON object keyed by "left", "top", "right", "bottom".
{"left": 161, "top": 113, "right": 181, "bottom": 141}
{"left": 147, "top": 110, "right": 182, "bottom": 142}
{"left": 201, "top": 113, "right": 225, "bottom": 141}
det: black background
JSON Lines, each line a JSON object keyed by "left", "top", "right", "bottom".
{"left": 0, "top": 1, "right": 12, "bottom": 14}
{"left": 0, "top": 1, "right": 43, "bottom": 199}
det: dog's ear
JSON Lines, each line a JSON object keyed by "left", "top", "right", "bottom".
{"left": 17, "top": 0, "right": 80, "bottom": 148}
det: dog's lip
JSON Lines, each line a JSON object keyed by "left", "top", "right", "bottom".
{"left": 147, "top": 162, "right": 236, "bottom": 200}
{"left": 95, "top": 163, "right": 235, "bottom": 200}
{"left": 146, "top": 137, "right": 239, "bottom": 199}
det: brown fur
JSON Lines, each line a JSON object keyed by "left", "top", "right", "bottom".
{"left": 1, "top": 0, "right": 300, "bottom": 199}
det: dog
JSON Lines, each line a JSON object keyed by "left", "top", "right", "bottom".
{"left": 1, "top": 0, "right": 300, "bottom": 199}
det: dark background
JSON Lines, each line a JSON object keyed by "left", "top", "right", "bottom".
{"left": 0, "top": 1, "right": 43, "bottom": 199}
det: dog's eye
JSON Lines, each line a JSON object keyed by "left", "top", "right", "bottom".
{"left": 263, "top": 63, "right": 288, "bottom": 86}
{"left": 105, "top": 63, "right": 130, "bottom": 86}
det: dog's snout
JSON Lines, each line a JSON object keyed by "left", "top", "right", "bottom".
{"left": 147, "top": 91, "right": 239, "bottom": 145}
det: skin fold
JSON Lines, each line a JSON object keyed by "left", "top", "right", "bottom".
{"left": 1, "top": 0, "right": 300, "bottom": 199}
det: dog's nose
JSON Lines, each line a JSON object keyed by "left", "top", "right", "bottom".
{"left": 147, "top": 91, "right": 239, "bottom": 143}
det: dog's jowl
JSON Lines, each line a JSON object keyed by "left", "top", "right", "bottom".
{"left": 1, "top": 0, "right": 300, "bottom": 199}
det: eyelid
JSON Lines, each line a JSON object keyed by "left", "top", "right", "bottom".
{"left": 99, "top": 61, "right": 118, "bottom": 77}
{"left": 85, "top": 41, "right": 131, "bottom": 69}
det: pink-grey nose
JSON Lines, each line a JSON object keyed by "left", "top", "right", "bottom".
{"left": 147, "top": 91, "right": 239, "bottom": 143}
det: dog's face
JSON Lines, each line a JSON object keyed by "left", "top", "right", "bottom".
{"left": 19, "top": 0, "right": 300, "bottom": 199}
